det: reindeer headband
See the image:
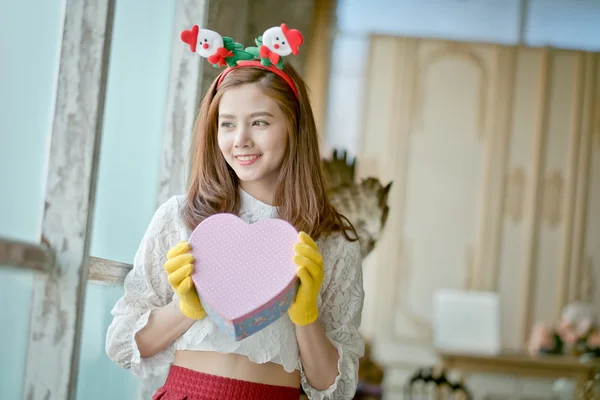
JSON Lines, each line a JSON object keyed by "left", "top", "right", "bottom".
{"left": 180, "top": 24, "right": 303, "bottom": 98}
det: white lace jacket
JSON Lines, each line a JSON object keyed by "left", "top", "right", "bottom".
{"left": 105, "top": 190, "right": 365, "bottom": 399}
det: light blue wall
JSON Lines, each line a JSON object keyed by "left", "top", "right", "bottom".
{"left": 525, "top": 0, "right": 600, "bottom": 51}
{"left": 90, "top": 0, "right": 175, "bottom": 264}
{"left": 0, "top": 0, "right": 63, "bottom": 398}
{"left": 336, "top": 0, "right": 522, "bottom": 44}
{"left": 0, "top": 0, "right": 174, "bottom": 398}
{"left": 78, "top": 0, "right": 175, "bottom": 398}
{"left": 326, "top": 0, "right": 600, "bottom": 156}
{"left": 0, "top": 1, "right": 61, "bottom": 241}
{"left": 335, "top": 0, "right": 600, "bottom": 49}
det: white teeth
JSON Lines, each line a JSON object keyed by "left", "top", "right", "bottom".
{"left": 236, "top": 155, "right": 260, "bottom": 161}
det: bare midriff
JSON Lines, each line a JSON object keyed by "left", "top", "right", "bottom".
{"left": 173, "top": 350, "right": 301, "bottom": 388}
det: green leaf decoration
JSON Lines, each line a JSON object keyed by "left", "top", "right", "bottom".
{"left": 244, "top": 46, "right": 260, "bottom": 58}
{"left": 223, "top": 36, "right": 245, "bottom": 51}
{"left": 225, "top": 50, "right": 255, "bottom": 67}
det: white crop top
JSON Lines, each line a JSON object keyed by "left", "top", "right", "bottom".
{"left": 105, "top": 190, "right": 365, "bottom": 400}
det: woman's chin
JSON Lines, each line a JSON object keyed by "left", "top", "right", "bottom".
{"left": 236, "top": 173, "right": 261, "bottom": 184}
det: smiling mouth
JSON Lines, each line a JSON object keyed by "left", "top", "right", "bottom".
{"left": 235, "top": 154, "right": 261, "bottom": 165}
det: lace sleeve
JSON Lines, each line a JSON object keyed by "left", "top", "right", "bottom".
{"left": 301, "top": 234, "right": 365, "bottom": 400}
{"left": 105, "top": 196, "right": 183, "bottom": 379}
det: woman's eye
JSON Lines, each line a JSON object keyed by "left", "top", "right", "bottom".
{"left": 220, "top": 122, "right": 233, "bottom": 128}
{"left": 253, "top": 120, "right": 268, "bottom": 127}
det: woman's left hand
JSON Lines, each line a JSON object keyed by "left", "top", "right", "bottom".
{"left": 288, "top": 232, "right": 324, "bottom": 326}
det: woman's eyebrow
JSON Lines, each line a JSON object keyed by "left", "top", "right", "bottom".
{"left": 249, "top": 111, "right": 274, "bottom": 118}
{"left": 219, "top": 111, "right": 274, "bottom": 119}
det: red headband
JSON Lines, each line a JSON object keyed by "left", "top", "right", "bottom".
{"left": 216, "top": 61, "right": 299, "bottom": 99}
{"left": 180, "top": 23, "right": 303, "bottom": 99}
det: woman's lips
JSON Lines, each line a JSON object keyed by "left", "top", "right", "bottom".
{"left": 235, "top": 154, "right": 261, "bottom": 166}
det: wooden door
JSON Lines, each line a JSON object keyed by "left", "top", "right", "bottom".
{"left": 358, "top": 35, "right": 600, "bottom": 399}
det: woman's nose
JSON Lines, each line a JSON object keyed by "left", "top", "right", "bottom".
{"left": 233, "top": 127, "right": 252, "bottom": 148}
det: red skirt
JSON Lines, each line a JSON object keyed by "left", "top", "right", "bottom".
{"left": 152, "top": 365, "right": 301, "bottom": 400}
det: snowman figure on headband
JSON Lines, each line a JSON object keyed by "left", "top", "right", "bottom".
{"left": 246, "top": 24, "right": 304, "bottom": 69}
{"left": 180, "top": 25, "right": 253, "bottom": 68}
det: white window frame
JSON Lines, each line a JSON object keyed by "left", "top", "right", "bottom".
{"left": 0, "top": 1, "right": 207, "bottom": 398}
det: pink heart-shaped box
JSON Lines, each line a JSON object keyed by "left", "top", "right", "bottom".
{"left": 189, "top": 213, "right": 298, "bottom": 340}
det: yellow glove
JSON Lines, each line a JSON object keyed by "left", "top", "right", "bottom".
{"left": 164, "top": 241, "right": 206, "bottom": 320}
{"left": 288, "top": 232, "right": 324, "bottom": 326}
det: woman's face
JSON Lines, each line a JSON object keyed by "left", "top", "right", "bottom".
{"left": 217, "top": 83, "right": 288, "bottom": 198}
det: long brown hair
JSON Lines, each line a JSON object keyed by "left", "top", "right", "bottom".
{"left": 183, "top": 63, "right": 357, "bottom": 242}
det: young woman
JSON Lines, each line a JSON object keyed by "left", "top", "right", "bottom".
{"left": 106, "top": 24, "right": 365, "bottom": 400}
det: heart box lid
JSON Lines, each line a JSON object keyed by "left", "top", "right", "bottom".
{"left": 189, "top": 213, "right": 298, "bottom": 323}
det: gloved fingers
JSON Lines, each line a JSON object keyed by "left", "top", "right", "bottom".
{"left": 294, "top": 254, "right": 322, "bottom": 281}
{"left": 298, "top": 232, "right": 319, "bottom": 252}
{"left": 167, "top": 241, "right": 191, "bottom": 260}
{"left": 167, "top": 262, "right": 194, "bottom": 288}
{"left": 294, "top": 242, "right": 322, "bottom": 266}
{"left": 164, "top": 253, "right": 194, "bottom": 274}
{"left": 176, "top": 276, "right": 195, "bottom": 296}
{"left": 296, "top": 266, "right": 313, "bottom": 286}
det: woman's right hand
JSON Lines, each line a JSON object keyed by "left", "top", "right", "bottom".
{"left": 164, "top": 241, "right": 206, "bottom": 320}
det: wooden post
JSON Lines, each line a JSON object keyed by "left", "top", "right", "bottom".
{"left": 24, "top": 1, "right": 115, "bottom": 399}
{"left": 304, "top": 0, "right": 337, "bottom": 138}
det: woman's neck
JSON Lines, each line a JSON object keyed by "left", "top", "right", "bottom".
{"left": 239, "top": 181, "right": 277, "bottom": 206}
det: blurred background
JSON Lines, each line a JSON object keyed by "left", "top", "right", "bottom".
{"left": 1, "top": 0, "right": 599, "bottom": 399}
